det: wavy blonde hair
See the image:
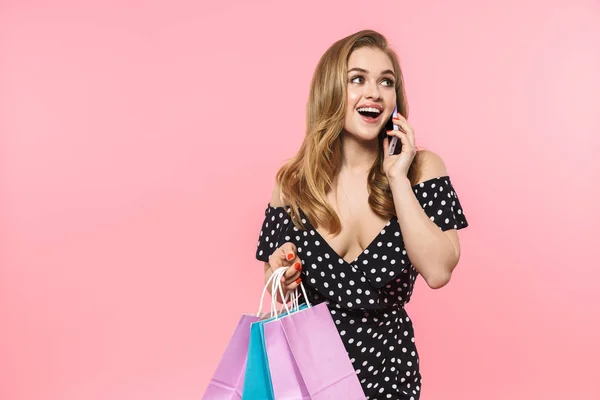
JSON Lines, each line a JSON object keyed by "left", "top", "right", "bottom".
{"left": 276, "top": 29, "right": 421, "bottom": 234}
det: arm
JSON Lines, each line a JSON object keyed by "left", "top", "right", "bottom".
{"left": 389, "top": 150, "right": 462, "bottom": 289}
{"left": 261, "top": 182, "right": 302, "bottom": 300}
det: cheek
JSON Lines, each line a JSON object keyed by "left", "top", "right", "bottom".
{"left": 346, "top": 88, "right": 361, "bottom": 115}
{"left": 385, "top": 88, "right": 396, "bottom": 104}
{"left": 346, "top": 87, "right": 362, "bottom": 105}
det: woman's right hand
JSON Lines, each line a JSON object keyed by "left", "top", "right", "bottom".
{"left": 267, "top": 242, "right": 303, "bottom": 300}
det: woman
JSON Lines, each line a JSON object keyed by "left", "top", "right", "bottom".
{"left": 255, "top": 29, "right": 468, "bottom": 399}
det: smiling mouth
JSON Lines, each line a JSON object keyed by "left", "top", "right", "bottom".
{"left": 357, "top": 108, "right": 382, "bottom": 122}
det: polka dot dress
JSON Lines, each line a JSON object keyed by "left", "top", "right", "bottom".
{"left": 256, "top": 176, "right": 468, "bottom": 399}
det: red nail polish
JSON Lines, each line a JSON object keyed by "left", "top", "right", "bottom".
{"left": 294, "top": 262, "right": 302, "bottom": 271}
{"left": 295, "top": 277, "right": 302, "bottom": 284}
{"left": 287, "top": 253, "right": 294, "bottom": 261}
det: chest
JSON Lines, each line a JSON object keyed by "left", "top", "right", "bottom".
{"left": 318, "top": 213, "right": 390, "bottom": 264}
{"left": 288, "top": 208, "right": 415, "bottom": 298}
{"left": 313, "top": 186, "right": 393, "bottom": 264}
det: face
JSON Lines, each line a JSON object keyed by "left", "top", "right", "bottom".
{"left": 343, "top": 47, "right": 397, "bottom": 142}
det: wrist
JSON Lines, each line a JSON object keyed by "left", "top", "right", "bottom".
{"left": 387, "top": 174, "right": 411, "bottom": 189}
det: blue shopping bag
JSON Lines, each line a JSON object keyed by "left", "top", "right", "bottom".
{"left": 241, "top": 316, "right": 274, "bottom": 399}
{"left": 241, "top": 303, "right": 309, "bottom": 399}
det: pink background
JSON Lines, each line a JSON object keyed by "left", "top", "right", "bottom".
{"left": 2, "top": 0, "right": 599, "bottom": 399}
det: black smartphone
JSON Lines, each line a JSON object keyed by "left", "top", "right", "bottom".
{"left": 379, "top": 106, "right": 402, "bottom": 155}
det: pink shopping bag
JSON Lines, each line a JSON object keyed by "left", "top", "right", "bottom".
{"left": 262, "top": 303, "right": 312, "bottom": 399}
{"left": 262, "top": 276, "right": 365, "bottom": 399}
{"left": 202, "top": 314, "right": 260, "bottom": 399}
{"left": 205, "top": 267, "right": 296, "bottom": 399}
{"left": 276, "top": 302, "right": 366, "bottom": 399}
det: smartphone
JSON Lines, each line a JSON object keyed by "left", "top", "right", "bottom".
{"left": 379, "top": 105, "right": 402, "bottom": 155}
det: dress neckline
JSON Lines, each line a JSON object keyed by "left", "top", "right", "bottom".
{"left": 267, "top": 204, "right": 397, "bottom": 266}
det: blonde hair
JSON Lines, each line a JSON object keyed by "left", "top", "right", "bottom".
{"left": 276, "top": 29, "right": 421, "bottom": 234}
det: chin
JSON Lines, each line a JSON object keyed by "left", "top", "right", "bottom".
{"left": 344, "top": 126, "right": 382, "bottom": 142}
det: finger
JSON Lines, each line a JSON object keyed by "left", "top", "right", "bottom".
{"left": 388, "top": 131, "right": 414, "bottom": 154}
{"left": 399, "top": 132, "right": 416, "bottom": 154}
{"left": 285, "top": 277, "right": 302, "bottom": 292}
{"left": 269, "top": 242, "right": 297, "bottom": 271}
{"left": 284, "top": 268, "right": 301, "bottom": 284}
{"left": 284, "top": 259, "right": 302, "bottom": 280}
{"left": 392, "top": 113, "right": 408, "bottom": 126}
{"left": 392, "top": 117, "right": 415, "bottom": 147}
{"left": 405, "top": 124, "right": 416, "bottom": 148}
{"left": 392, "top": 117, "right": 412, "bottom": 135}
{"left": 385, "top": 129, "right": 405, "bottom": 140}
{"left": 383, "top": 133, "right": 403, "bottom": 158}
{"left": 279, "top": 242, "right": 297, "bottom": 263}
{"left": 383, "top": 136, "right": 389, "bottom": 154}
{"left": 268, "top": 247, "right": 287, "bottom": 270}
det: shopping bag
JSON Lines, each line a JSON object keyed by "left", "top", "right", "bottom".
{"left": 277, "top": 301, "right": 366, "bottom": 399}
{"left": 259, "top": 269, "right": 365, "bottom": 399}
{"left": 204, "top": 267, "right": 289, "bottom": 399}
{"left": 243, "top": 315, "right": 281, "bottom": 399}
{"left": 241, "top": 267, "right": 306, "bottom": 399}
{"left": 202, "top": 314, "right": 259, "bottom": 399}
{"left": 263, "top": 288, "right": 311, "bottom": 399}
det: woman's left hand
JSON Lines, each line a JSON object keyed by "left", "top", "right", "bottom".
{"left": 382, "top": 114, "right": 418, "bottom": 181}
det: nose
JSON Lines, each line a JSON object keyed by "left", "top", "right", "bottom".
{"left": 364, "top": 81, "right": 382, "bottom": 100}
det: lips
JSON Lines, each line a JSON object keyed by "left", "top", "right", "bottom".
{"left": 356, "top": 104, "right": 384, "bottom": 124}
{"left": 356, "top": 104, "right": 383, "bottom": 113}
{"left": 357, "top": 111, "right": 383, "bottom": 123}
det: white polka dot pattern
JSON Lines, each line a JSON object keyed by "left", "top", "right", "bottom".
{"left": 255, "top": 176, "right": 468, "bottom": 398}
{"left": 412, "top": 177, "right": 468, "bottom": 231}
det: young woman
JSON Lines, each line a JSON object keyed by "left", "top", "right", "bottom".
{"left": 255, "top": 29, "right": 468, "bottom": 399}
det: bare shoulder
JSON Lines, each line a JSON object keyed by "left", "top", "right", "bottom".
{"left": 414, "top": 149, "right": 448, "bottom": 184}
{"left": 269, "top": 179, "right": 286, "bottom": 208}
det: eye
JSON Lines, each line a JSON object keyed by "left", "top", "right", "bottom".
{"left": 381, "top": 78, "right": 395, "bottom": 87}
{"left": 350, "top": 75, "right": 364, "bottom": 84}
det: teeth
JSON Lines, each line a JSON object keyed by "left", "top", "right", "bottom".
{"left": 357, "top": 107, "right": 381, "bottom": 114}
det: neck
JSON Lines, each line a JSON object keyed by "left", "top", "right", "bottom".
{"left": 339, "top": 131, "right": 379, "bottom": 176}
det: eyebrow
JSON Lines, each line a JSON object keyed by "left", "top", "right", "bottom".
{"left": 348, "top": 67, "right": 396, "bottom": 78}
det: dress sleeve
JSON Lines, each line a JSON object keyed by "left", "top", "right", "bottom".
{"left": 255, "top": 204, "right": 291, "bottom": 263}
{"left": 412, "top": 176, "right": 469, "bottom": 231}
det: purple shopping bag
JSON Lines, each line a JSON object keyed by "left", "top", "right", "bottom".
{"left": 275, "top": 302, "right": 366, "bottom": 399}
{"left": 263, "top": 304, "right": 311, "bottom": 399}
{"left": 202, "top": 314, "right": 259, "bottom": 400}
{"left": 205, "top": 266, "right": 293, "bottom": 399}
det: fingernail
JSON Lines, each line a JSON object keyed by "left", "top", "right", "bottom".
{"left": 295, "top": 278, "right": 302, "bottom": 284}
{"left": 294, "top": 262, "right": 301, "bottom": 271}
{"left": 287, "top": 253, "right": 294, "bottom": 261}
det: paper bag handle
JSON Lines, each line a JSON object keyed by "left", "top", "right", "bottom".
{"left": 256, "top": 266, "right": 313, "bottom": 318}
{"left": 256, "top": 267, "right": 289, "bottom": 317}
